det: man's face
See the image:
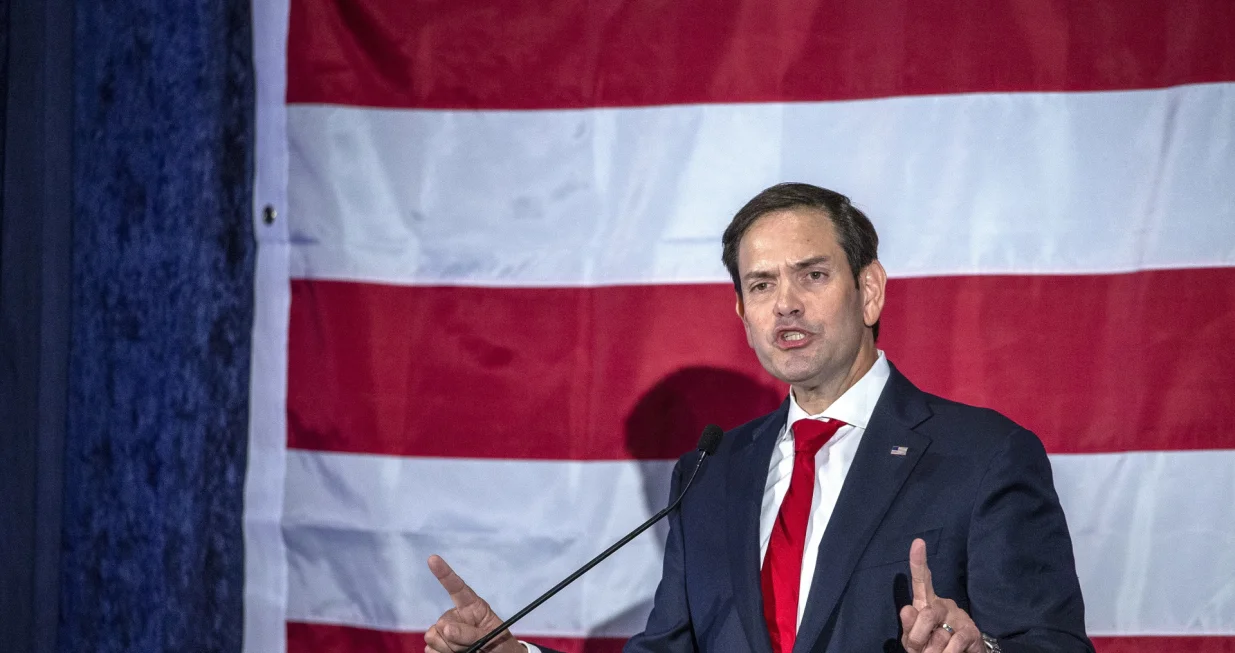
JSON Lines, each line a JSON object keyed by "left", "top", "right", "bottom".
{"left": 735, "top": 208, "right": 885, "bottom": 390}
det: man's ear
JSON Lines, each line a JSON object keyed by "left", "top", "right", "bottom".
{"left": 860, "top": 260, "right": 887, "bottom": 328}
{"left": 735, "top": 292, "right": 756, "bottom": 348}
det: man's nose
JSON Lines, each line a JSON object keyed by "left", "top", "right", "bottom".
{"left": 774, "top": 282, "right": 803, "bottom": 316}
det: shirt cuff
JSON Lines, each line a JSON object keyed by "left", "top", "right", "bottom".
{"left": 520, "top": 641, "right": 539, "bottom": 653}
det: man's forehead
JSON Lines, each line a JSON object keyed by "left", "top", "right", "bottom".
{"left": 738, "top": 208, "right": 840, "bottom": 262}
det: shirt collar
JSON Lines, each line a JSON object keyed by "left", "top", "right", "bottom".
{"left": 786, "top": 350, "right": 891, "bottom": 431}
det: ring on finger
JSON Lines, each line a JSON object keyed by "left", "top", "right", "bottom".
{"left": 938, "top": 623, "right": 955, "bottom": 635}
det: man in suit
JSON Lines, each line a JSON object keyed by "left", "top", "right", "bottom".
{"left": 424, "top": 184, "right": 1093, "bottom": 653}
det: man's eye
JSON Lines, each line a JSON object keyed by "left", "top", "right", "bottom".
{"left": 808, "top": 270, "right": 826, "bottom": 280}
{"left": 750, "top": 282, "right": 770, "bottom": 293}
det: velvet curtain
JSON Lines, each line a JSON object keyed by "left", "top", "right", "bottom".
{"left": 58, "top": 1, "right": 254, "bottom": 651}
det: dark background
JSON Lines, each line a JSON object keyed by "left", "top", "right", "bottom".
{"left": 0, "top": 1, "right": 255, "bottom": 651}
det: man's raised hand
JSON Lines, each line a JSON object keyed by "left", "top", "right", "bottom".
{"left": 898, "top": 539, "right": 984, "bottom": 653}
{"left": 424, "top": 555, "right": 525, "bottom": 653}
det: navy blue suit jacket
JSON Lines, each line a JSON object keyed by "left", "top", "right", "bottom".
{"left": 621, "top": 364, "right": 1093, "bottom": 653}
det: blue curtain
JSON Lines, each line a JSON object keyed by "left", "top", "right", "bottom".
{"left": 59, "top": 0, "right": 254, "bottom": 650}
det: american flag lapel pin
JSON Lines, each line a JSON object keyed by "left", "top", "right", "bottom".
{"left": 890, "top": 446, "right": 909, "bottom": 456}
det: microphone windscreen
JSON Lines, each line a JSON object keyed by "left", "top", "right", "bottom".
{"left": 697, "top": 424, "right": 724, "bottom": 455}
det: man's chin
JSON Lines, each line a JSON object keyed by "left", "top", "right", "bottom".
{"left": 757, "top": 348, "right": 826, "bottom": 383}
{"left": 767, "top": 361, "right": 824, "bottom": 386}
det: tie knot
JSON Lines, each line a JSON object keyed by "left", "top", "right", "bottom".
{"left": 791, "top": 418, "right": 846, "bottom": 454}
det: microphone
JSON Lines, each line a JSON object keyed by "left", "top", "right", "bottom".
{"left": 462, "top": 424, "right": 725, "bottom": 653}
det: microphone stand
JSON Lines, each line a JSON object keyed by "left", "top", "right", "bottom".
{"left": 462, "top": 433, "right": 719, "bottom": 653}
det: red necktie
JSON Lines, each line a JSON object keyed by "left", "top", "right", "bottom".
{"left": 760, "top": 418, "right": 847, "bottom": 653}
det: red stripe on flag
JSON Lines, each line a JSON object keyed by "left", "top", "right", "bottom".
{"left": 286, "top": 624, "right": 626, "bottom": 653}
{"left": 285, "top": 623, "right": 1235, "bottom": 653}
{"left": 287, "top": 280, "right": 782, "bottom": 460}
{"left": 287, "top": 0, "right": 1235, "bottom": 109}
{"left": 286, "top": 268, "right": 1235, "bottom": 458}
{"left": 1091, "top": 637, "right": 1235, "bottom": 652}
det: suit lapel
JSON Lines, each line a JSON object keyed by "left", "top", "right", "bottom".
{"left": 792, "top": 367, "right": 933, "bottom": 653}
{"left": 727, "top": 400, "right": 787, "bottom": 653}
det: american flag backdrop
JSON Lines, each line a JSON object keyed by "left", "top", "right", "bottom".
{"left": 244, "top": 1, "right": 1235, "bottom": 652}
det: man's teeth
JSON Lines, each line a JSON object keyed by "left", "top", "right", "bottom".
{"left": 783, "top": 332, "right": 805, "bottom": 341}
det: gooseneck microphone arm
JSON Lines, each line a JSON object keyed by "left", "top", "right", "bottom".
{"left": 462, "top": 425, "right": 725, "bottom": 653}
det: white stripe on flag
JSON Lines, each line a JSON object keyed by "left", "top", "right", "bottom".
{"left": 286, "top": 83, "right": 1235, "bottom": 287}
{"left": 1053, "top": 451, "right": 1235, "bottom": 636}
{"left": 283, "top": 452, "right": 675, "bottom": 636}
{"left": 282, "top": 450, "right": 1235, "bottom": 636}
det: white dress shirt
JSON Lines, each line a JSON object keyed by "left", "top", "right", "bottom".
{"left": 758, "top": 351, "right": 891, "bottom": 629}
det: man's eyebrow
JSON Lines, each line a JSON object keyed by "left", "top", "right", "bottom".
{"left": 741, "top": 268, "right": 777, "bottom": 282}
{"left": 742, "top": 256, "right": 833, "bottom": 282}
{"left": 791, "top": 255, "right": 832, "bottom": 270}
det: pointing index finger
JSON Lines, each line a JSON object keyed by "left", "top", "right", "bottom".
{"left": 428, "top": 555, "right": 482, "bottom": 609}
{"left": 909, "top": 538, "right": 936, "bottom": 608}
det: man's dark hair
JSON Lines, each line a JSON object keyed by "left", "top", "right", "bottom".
{"left": 721, "top": 182, "right": 881, "bottom": 339}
